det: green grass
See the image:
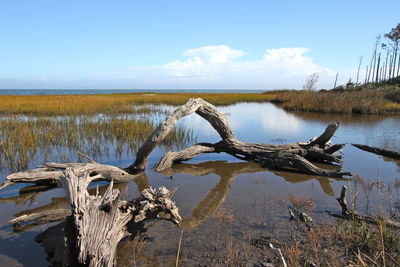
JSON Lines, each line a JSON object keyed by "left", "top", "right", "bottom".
{"left": 0, "top": 115, "right": 195, "bottom": 171}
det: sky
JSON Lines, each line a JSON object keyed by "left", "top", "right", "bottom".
{"left": 1, "top": 0, "right": 399, "bottom": 90}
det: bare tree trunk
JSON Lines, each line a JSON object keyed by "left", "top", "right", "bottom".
{"left": 356, "top": 57, "right": 363, "bottom": 84}
{"left": 333, "top": 72, "right": 339, "bottom": 88}
{"left": 393, "top": 42, "right": 398, "bottom": 79}
{"left": 384, "top": 47, "right": 390, "bottom": 80}
{"left": 397, "top": 44, "right": 400, "bottom": 78}
{"left": 375, "top": 52, "right": 381, "bottom": 83}
{"left": 389, "top": 54, "right": 393, "bottom": 82}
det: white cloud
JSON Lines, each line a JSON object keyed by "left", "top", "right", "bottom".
{"left": 182, "top": 45, "right": 247, "bottom": 64}
{"left": 7, "top": 45, "right": 348, "bottom": 89}
{"left": 128, "top": 45, "right": 337, "bottom": 89}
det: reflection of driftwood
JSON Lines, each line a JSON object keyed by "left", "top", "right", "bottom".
{"left": 32, "top": 167, "right": 181, "bottom": 267}
{"left": 330, "top": 185, "right": 400, "bottom": 229}
{"left": 352, "top": 143, "right": 400, "bottom": 159}
{"left": 162, "top": 161, "right": 264, "bottom": 230}
{"left": 161, "top": 161, "right": 347, "bottom": 230}
{"left": 151, "top": 99, "right": 348, "bottom": 177}
{"left": 1, "top": 98, "right": 349, "bottom": 192}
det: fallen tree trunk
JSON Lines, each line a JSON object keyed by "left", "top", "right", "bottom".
{"left": 30, "top": 167, "right": 181, "bottom": 267}
{"left": 352, "top": 143, "right": 400, "bottom": 159}
{"left": 1, "top": 98, "right": 350, "bottom": 191}
{"left": 329, "top": 185, "right": 400, "bottom": 229}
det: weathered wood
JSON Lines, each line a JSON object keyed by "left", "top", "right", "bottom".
{"left": 352, "top": 143, "right": 400, "bottom": 159}
{"left": 329, "top": 185, "right": 400, "bottom": 229}
{"left": 151, "top": 99, "right": 348, "bottom": 177}
{"left": 1, "top": 98, "right": 350, "bottom": 192}
{"left": 128, "top": 98, "right": 236, "bottom": 173}
{"left": 1, "top": 162, "right": 138, "bottom": 191}
{"left": 34, "top": 167, "right": 181, "bottom": 267}
{"left": 131, "top": 98, "right": 347, "bottom": 177}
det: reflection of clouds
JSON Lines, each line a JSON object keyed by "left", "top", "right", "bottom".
{"left": 177, "top": 113, "right": 220, "bottom": 141}
{"left": 224, "top": 103, "right": 302, "bottom": 136}
{"left": 176, "top": 103, "right": 304, "bottom": 142}
{"left": 260, "top": 106, "right": 302, "bottom": 134}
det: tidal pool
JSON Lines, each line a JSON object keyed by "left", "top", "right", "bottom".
{"left": 0, "top": 102, "right": 399, "bottom": 266}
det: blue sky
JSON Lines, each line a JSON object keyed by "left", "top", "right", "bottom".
{"left": 1, "top": 0, "right": 399, "bottom": 89}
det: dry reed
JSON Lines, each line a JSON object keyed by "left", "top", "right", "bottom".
{"left": 273, "top": 87, "right": 400, "bottom": 114}
{"left": 0, "top": 93, "right": 275, "bottom": 116}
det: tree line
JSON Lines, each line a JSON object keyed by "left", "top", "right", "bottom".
{"left": 330, "top": 23, "right": 400, "bottom": 90}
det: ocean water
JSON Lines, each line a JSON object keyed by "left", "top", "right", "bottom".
{"left": 0, "top": 89, "right": 265, "bottom": 95}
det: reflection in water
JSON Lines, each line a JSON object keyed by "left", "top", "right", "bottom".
{"left": 0, "top": 102, "right": 400, "bottom": 265}
{"left": 3, "top": 160, "right": 349, "bottom": 234}
{"left": 159, "top": 161, "right": 349, "bottom": 230}
{"left": 0, "top": 185, "right": 55, "bottom": 207}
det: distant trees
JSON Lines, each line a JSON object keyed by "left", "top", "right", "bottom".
{"left": 385, "top": 23, "right": 400, "bottom": 82}
{"left": 363, "top": 23, "right": 400, "bottom": 85}
{"left": 303, "top": 73, "right": 319, "bottom": 91}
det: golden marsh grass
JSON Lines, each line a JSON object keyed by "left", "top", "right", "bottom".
{"left": 0, "top": 115, "right": 194, "bottom": 171}
{"left": 273, "top": 87, "right": 400, "bottom": 114}
{"left": 0, "top": 93, "right": 275, "bottom": 116}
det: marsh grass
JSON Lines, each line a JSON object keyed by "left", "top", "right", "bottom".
{"left": 284, "top": 178, "right": 400, "bottom": 267}
{"left": 273, "top": 86, "right": 400, "bottom": 114}
{"left": 289, "top": 194, "right": 316, "bottom": 213}
{"left": 0, "top": 93, "right": 275, "bottom": 116}
{"left": 283, "top": 219, "right": 400, "bottom": 266}
{"left": 0, "top": 115, "right": 195, "bottom": 172}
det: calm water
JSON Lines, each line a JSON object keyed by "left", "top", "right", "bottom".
{"left": 0, "top": 89, "right": 264, "bottom": 95}
{"left": 0, "top": 102, "right": 399, "bottom": 266}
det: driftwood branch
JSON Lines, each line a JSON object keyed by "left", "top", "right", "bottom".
{"left": 329, "top": 185, "right": 400, "bottom": 229}
{"left": 1, "top": 162, "right": 138, "bottom": 191}
{"left": 352, "top": 143, "right": 400, "bottom": 159}
{"left": 1, "top": 98, "right": 349, "bottom": 192}
{"left": 148, "top": 99, "right": 348, "bottom": 177}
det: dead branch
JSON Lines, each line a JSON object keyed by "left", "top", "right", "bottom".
{"left": 352, "top": 143, "right": 400, "bottom": 159}
{"left": 329, "top": 185, "right": 400, "bottom": 229}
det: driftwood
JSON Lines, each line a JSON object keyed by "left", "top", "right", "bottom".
{"left": 329, "top": 185, "right": 400, "bottom": 229}
{"left": 9, "top": 161, "right": 350, "bottom": 233}
{"left": 150, "top": 99, "right": 348, "bottom": 177}
{"left": 0, "top": 98, "right": 350, "bottom": 192}
{"left": 352, "top": 143, "right": 400, "bottom": 159}
{"left": 22, "top": 167, "right": 181, "bottom": 267}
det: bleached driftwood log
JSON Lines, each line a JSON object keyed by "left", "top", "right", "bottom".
{"left": 148, "top": 99, "right": 349, "bottom": 177}
{"left": 15, "top": 167, "right": 181, "bottom": 267}
{"left": 1, "top": 98, "right": 349, "bottom": 191}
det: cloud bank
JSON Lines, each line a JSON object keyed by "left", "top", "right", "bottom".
{"left": 2, "top": 45, "right": 343, "bottom": 89}
{"left": 125, "top": 45, "right": 336, "bottom": 89}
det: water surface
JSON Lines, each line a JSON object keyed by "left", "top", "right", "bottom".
{"left": 0, "top": 102, "right": 399, "bottom": 266}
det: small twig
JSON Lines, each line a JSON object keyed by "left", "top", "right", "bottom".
{"left": 269, "top": 243, "right": 287, "bottom": 267}
{"left": 77, "top": 151, "right": 96, "bottom": 163}
{"left": 175, "top": 229, "right": 184, "bottom": 267}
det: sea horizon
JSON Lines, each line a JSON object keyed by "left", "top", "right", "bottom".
{"left": 0, "top": 88, "right": 267, "bottom": 95}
